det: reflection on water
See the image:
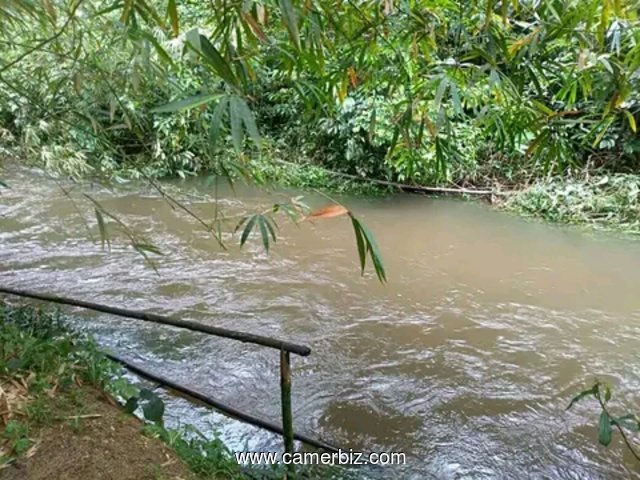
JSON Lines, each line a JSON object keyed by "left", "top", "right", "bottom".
{"left": 2, "top": 168, "right": 640, "bottom": 478}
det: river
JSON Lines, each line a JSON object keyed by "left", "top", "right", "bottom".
{"left": 1, "top": 168, "right": 640, "bottom": 479}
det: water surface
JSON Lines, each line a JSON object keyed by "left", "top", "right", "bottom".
{"left": 1, "top": 168, "right": 640, "bottom": 479}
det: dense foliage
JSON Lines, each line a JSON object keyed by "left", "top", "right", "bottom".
{"left": 1, "top": 0, "right": 639, "bottom": 189}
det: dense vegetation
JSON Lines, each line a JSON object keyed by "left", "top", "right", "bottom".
{"left": 1, "top": 1, "right": 639, "bottom": 223}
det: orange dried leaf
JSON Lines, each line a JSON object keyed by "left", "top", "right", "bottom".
{"left": 304, "top": 204, "right": 349, "bottom": 220}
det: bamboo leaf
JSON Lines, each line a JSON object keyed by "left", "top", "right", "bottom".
{"left": 167, "top": 0, "right": 179, "bottom": 36}
{"left": 209, "top": 96, "right": 229, "bottom": 148}
{"left": 257, "top": 215, "right": 270, "bottom": 252}
{"left": 195, "top": 34, "right": 240, "bottom": 89}
{"left": 241, "top": 11, "right": 267, "bottom": 42}
{"left": 185, "top": 30, "right": 239, "bottom": 89}
{"left": 133, "top": 243, "right": 164, "bottom": 256}
{"left": 95, "top": 208, "right": 110, "bottom": 251}
{"left": 229, "top": 96, "right": 243, "bottom": 152}
{"left": 592, "top": 116, "right": 615, "bottom": 148}
{"left": 264, "top": 216, "right": 278, "bottom": 240}
{"left": 234, "top": 96, "right": 261, "bottom": 147}
{"left": 136, "top": 0, "right": 165, "bottom": 27}
{"left": 278, "top": 0, "right": 300, "bottom": 49}
{"left": 121, "top": 0, "right": 133, "bottom": 23}
{"left": 240, "top": 215, "right": 258, "bottom": 247}
{"left": 358, "top": 221, "right": 387, "bottom": 283}
{"left": 351, "top": 217, "right": 366, "bottom": 274}
{"left": 623, "top": 109, "right": 637, "bottom": 133}
{"left": 234, "top": 215, "right": 249, "bottom": 234}
{"left": 433, "top": 77, "right": 449, "bottom": 111}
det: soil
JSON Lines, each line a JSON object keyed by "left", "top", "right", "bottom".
{"left": 0, "top": 387, "right": 195, "bottom": 480}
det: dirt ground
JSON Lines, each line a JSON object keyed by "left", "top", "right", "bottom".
{"left": 0, "top": 387, "right": 195, "bottom": 480}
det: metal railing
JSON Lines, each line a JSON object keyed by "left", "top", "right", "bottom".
{"left": 0, "top": 286, "right": 338, "bottom": 467}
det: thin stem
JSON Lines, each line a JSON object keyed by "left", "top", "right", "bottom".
{"left": 597, "top": 388, "right": 640, "bottom": 463}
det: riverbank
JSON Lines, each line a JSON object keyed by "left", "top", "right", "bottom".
{"left": 501, "top": 174, "right": 640, "bottom": 236}
{"left": 0, "top": 303, "right": 316, "bottom": 480}
{"left": 243, "top": 155, "right": 640, "bottom": 236}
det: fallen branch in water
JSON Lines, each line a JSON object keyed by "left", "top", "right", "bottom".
{"left": 273, "top": 159, "right": 509, "bottom": 197}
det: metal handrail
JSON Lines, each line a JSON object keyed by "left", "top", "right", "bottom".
{"left": 0, "top": 286, "right": 321, "bottom": 465}
{"left": 0, "top": 287, "right": 310, "bottom": 355}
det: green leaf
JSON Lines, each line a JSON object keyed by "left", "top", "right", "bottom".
{"left": 209, "top": 96, "right": 229, "bottom": 149}
{"left": 359, "top": 221, "right": 387, "bottom": 283}
{"left": 611, "top": 414, "right": 640, "bottom": 432}
{"left": 188, "top": 32, "right": 240, "bottom": 89}
{"left": 351, "top": 217, "right": 366, "bottom": 274}
{"left": 229, "top": 96, "right": 243, "bottom": 152}
{"left": 13, "top": 437, "right": 30, "bottom": 455}
{"left": 240, "top": 215, "right": 258, "bottom": 248}
{"left": 257, "top": 215, "right": 270, "bottom": 252}
{"left": 95, "top": 208, "right": 110, "bottom": 251}
{"left": 151, "top": 93, "right": 220, "bottom": 113}
{"left": 140, "top": 389, "right": 165, "bottom": 423}
{"left": 123, "top": 397, "right": 139, "bottom": 414}
{"left": 450, "top": 83, "right": 462, "bottom": 116}
{"left": 234, "top": 96, "right": 261, "bottom": 147}
{"left": 433, "top": 76, "right": 449, "bottom": 111}
{"left": 167, "top": 0, "right": 179, "bottom": 36}
{"left": 278, "top": 0, "right": 300, "bottom": 49}
{"left": 623, "top": 109, "right": 637, "bottom": 133}
{"left": 264, "top": 216, "right": 277, "bottom": 241}
{"left": 598, "top": 410, "right": 613, "bottom": 446}
{"left": 6, "top": 357, "right": 25, "bottom": 372}
{"left": 133, "top": 243, "right": 164, "bottom": 256}
{"left": 566, "top": 383, "right": 600, "bottom": 410}
{"left": 139, "top": 388, "right": 155, "bottom": 400}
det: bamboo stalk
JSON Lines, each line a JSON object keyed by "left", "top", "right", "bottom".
{"left": 280, "top": 349, "right": 295, "bottom": 478}
{"left": 0, "top": 287, "right": 311, "bottom": 356}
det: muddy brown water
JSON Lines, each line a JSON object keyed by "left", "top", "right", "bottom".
{"left": 2, "top": 168, "right": 640, "bottom": 479}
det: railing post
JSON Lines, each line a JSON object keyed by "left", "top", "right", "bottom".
{"left": 280, "top": 349, "right": 294, "bottom": 477}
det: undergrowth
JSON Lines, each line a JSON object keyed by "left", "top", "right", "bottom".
{"left": 503, "top": 174, "right": 640, "bottom": 235}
